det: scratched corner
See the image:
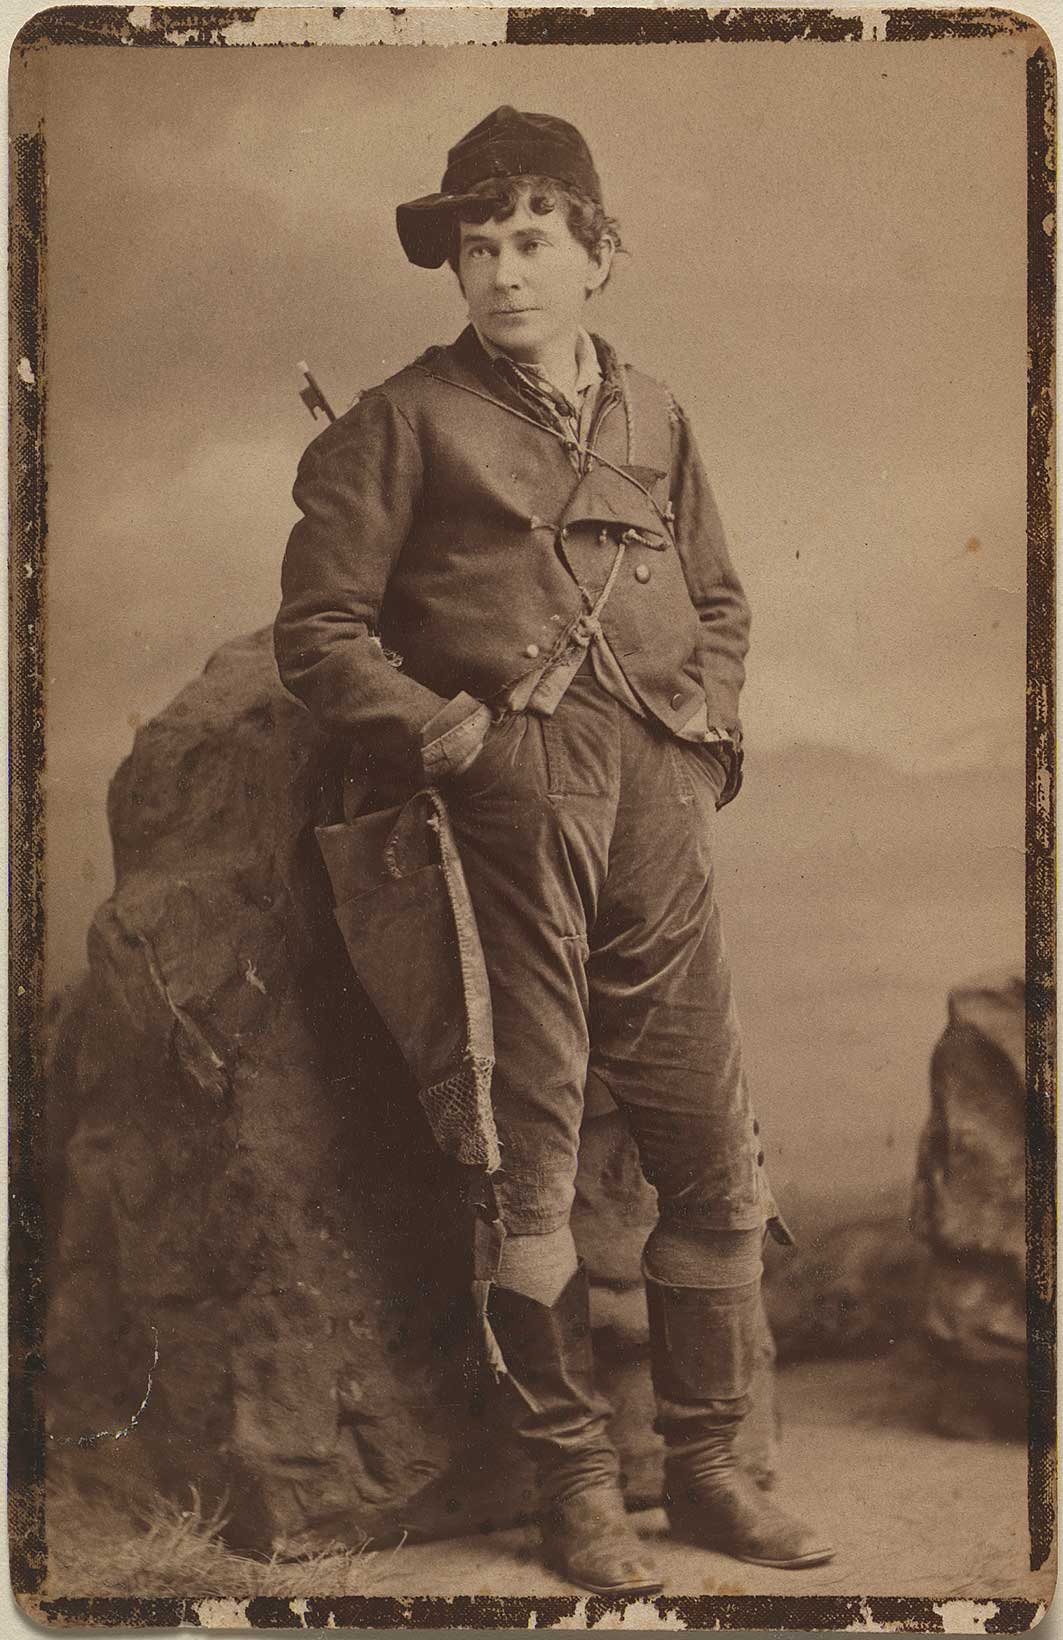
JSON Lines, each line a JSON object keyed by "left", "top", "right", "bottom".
{"left": 988, "top": 7, "right": 1059, "bottom": 59}
{"left": 883, "top": 6, "right": 1044, "bottom": 40}
{"left": 10, "top": 5, "right": 263, "bottom": 52}
{"left": 12, "top": 6, "right": 131, "bottom": 54}
{"left": 8, "top": 1589, "right": 55, "bottom": 1631}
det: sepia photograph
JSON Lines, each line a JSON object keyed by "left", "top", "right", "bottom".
{"left": 8, "top": 5, "right": 1055, "bottom": 1629}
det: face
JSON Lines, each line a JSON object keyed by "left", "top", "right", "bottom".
{"left": 457, "top": 193, "right": 612, "bottom": 364}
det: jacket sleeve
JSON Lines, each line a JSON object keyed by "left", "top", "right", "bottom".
{"left": 274, "top": 391, "right": 457, "bottom": 781}
{"left": 668, "top": 398, "right": 751, "bottom": 736}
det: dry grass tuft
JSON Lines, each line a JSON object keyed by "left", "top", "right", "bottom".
{"left": 46, "top": 1482, "right": 405, "bottom": 1598}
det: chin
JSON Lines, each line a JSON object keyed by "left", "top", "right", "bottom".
{"left": 485, "top": 321, "right": 552, "bottom": 359}
{"left": 486, "top": 314, "right": 540, "bottom": 337}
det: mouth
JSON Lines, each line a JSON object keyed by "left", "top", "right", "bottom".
{"left": 491, "top": 308, "right": 539, "bottom": 317}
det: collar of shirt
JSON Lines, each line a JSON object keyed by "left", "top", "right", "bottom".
{"left": 474, "top": 325, "right": 602, "bottom": 416}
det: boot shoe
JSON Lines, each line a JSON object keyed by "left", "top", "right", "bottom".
{"left": 485, "top": 1270, "right": 662, "bottom": 1594}
{"left": 666, "top": 1453, "right": 834, "bottom": 1569}
{"left": 542, "top": 1483, "right": 663, "bottom": 1595}
{"left": 645, "top": 1274, "right": 832, "bottom": 1570}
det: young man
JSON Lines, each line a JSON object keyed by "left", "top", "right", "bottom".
{"left": 275, "top": 106, "right": 832, "bottom": 1594}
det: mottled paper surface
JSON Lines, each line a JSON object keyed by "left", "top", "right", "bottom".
{"left": 8, "top": 6, "right": 1055, "bottom": 1629}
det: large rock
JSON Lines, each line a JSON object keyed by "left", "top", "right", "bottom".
{"left": 46, "top": 630, "right": 777, "bottom": 1556}
{"left": 911, "top": 972, "right": 1027, "bottom": 1438}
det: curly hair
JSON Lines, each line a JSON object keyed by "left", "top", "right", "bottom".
{"left": 447, "top": 175, "right": 623, "bottom": 290}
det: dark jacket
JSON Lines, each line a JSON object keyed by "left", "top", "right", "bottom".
{"left": 275, "top": 326, "right": 750, "bottom": 784}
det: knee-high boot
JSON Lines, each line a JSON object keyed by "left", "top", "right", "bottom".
{"left": 645, "top": 1276, "right": 834, "bottom": 1569}
{"left": 486, "top": 1266, "right": 662, "bottom": 1595}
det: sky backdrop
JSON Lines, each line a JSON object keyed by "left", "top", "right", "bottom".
{"left": 15, "top": 28, "right": 1031, "bottom": 989}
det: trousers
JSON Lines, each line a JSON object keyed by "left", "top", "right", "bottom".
{"left": 441, "top": 665, "right": 774, "bottom": 1243}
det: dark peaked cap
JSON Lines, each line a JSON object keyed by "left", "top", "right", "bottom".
{"left": 396, "top": 106, "right": 604, "bottom": 269}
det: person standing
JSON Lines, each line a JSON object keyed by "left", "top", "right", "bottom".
{"left": 275, "top": 106, "right": 832, "bottom": 1595}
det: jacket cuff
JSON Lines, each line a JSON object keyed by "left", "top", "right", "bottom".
{"left": 421, "top": 693, "right": 493, "bottom": 783}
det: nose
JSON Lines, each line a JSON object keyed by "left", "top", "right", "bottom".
{"left": 493, "top": 246, "right": 524, "bottom": 288}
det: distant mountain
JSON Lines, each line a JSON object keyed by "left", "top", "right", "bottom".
{"left": 718, "top": 739, "right": 1024, "bottom": 900}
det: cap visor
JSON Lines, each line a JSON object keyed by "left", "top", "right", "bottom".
{"left": 396, "top": 190, "right": 485, "bottom": 268}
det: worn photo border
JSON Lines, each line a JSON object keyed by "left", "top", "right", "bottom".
{"left": 7, "top": 5, "right": 1056, "bottom": 1629}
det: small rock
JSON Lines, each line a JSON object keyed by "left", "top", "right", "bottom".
{"left": 911, "top": 971, "right": 1027, "bottom": 1439}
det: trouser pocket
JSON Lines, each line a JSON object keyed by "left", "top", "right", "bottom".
{"left": 666, "top": 739, "right": 725, "bottom": 809}
{"left": 540, "top": 711, "right": 614, "bottom": 797}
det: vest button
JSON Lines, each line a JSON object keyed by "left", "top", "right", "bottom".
{"left": 757, "top": 1150, "right": 765, "bottom": 1167}
{"left": 670, "top": 691, "right": 684, "bottom": 709}
{"left": 634, "top": 563, "right": 651, "bottom": 584}
{"left": 523, "top": 643, "right": 541, "bottom": 659}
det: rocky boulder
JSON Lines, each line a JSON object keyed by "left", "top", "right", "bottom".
{"left": 45, "top": 629, "right": 777, "bottom": 1557}
{"left": 911, "top": 972, "right": 1028, "bottom": 1438}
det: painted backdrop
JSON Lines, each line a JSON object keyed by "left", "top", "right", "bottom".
{"left": 28, "top": 30, "right": 1028, "bottom": 1226}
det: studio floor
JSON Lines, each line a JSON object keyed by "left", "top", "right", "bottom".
{"left": 353, "top": 1359, "right": 1054, "bottom": 1610}
{"left": 40, "top": 1356, "right": 1055, "bottom": 1628}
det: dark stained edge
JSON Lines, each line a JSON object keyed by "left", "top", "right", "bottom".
{"left": 7, "top": 5, "right": 1056, "bottom": 1628}
{"left": 13, "top": 5, "right": 260, "bottom": 52}
{"left": 504, "top": 3, "right": 1036, "bottom": 42}
{"left": 23, "top": 1594, "right": 1047, "bottom": 1630}
{"left": 1024, "top": 41, "right": 1057, "bottom": 1579}
{"left": 9, "top": 123, "right": 48, "bottom": 1601}
{"left": 884, "top": 7, "right": 1037, "bottom": 38}
{"left": 506, "top": 8, "right": 862, "bottom": 44}
{"left": 10, "top": 4, "right": 1040, "bottom": 51}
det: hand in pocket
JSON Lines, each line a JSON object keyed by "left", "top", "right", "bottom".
{"left": 447, "top": 714, "right": 527, "bottom": 799}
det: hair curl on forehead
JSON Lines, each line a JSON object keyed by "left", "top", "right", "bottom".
{"left": 447, "top": 175, "right": 623, "bottom": 290}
